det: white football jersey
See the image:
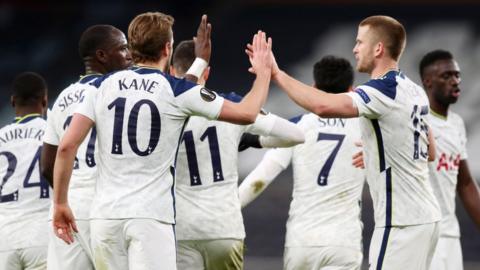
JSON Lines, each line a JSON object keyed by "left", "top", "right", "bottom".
{"left": 427, "top": 110, "right": 467, "bottom": 237}
{"left": 175, "top": 108, "right": 278, "bottom": 241}
{"left": 265, "top": 113, "right": 364, "bottom": 249}
{"left": 76, "top": 66, "right": 224, "bottom": 223}
{"left": 0, "top": 116, "right": 50, "bottom": 251}
{"left": 43, "top": 74, "right": 100, "bottom": 219}
{"left": 347, "top": 70, "right": 441, "bottom": 227}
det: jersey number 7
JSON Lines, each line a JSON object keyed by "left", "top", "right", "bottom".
{"left": 316, "top": 133, "right": 345, "bottom": 186}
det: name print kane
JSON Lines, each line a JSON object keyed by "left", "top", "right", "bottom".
{"left": 118, "top": 78, "right": 159, "bottom": 93}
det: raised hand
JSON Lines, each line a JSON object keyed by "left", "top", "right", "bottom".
{"left": 245, "top": 31, "right": 273, "bottom": 76}
{"left": 193, "top": 14, "right": 212, "bottom": 63}
{"left": 52, "top": 203, "right": 78, "bottom": 244}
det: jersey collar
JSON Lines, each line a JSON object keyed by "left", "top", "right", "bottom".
{"left": 13, "top": 113, "right": 43, "bottom": 124}
{"left": 78, "top": 73, "right": 102, "bottom": 84}
{"left": 430, "top": 108, "right": 447, "bottom": 121}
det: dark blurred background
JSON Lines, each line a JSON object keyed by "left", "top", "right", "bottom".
{"left": 1, "top": 0, "right": 479, "bottom": 269}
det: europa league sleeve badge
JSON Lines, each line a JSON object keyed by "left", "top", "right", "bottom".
{"left": 200, "top": 87, "right": 217, "bottom": 102}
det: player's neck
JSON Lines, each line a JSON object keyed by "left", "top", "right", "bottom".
{"left": 15, "top": 107, "right": 43, "bottom": 118}
{"left": 370, "top": 59, "right": 398, "bottom": 79}
{"left": 84, "top": 62, "right": 107, "bottom": 75}
{"left": 136, "top": 59, "right": 169, "bottom": 72}
{"left": 429, "top": 98, "right": 449, "bottom": 118}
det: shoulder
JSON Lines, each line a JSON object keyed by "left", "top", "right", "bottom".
{"left": 133, "top": 67, "right": 199, "bottom": 97}
{"left": 33, "top": 117, "right": 47, "bottom": 126}
{"left": 0, "top": 123, "right": 12, "bottom": 133}
{"left": 448, "top": 111, "right": 466, "bottom": 129}
{"left": 357, "top": 70, "right": 400, "bottom": 100}
{"left": 89, "top": 69, "right": 126, "bottom": 89}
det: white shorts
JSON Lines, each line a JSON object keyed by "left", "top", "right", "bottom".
{"left": 90, "top": 219, "right": 176, "bottom": 270}
{"left": 0, "top": 246, "right": 47, "bottom": 270}
{"left": 47, "top": 219, "right": 94, "bottom": 270}
{"left": 283, "top": 246, "right": 363, "bottom": 270}
{"left": 369, "top": 222, "right": 439, "bottom": 270}
{"left": 429, "top": 237, "right": 463, "bottom": 270}
{"left": 177, "top": 239, "right": 244, "bottom": 270}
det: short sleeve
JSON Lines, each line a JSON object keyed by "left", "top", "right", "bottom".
{"left": 346, "top": 86, "right": 395, "bottom": 119}
{"left": 175, "top": 85, "right": 224, "bottom": 120}
{"left": 75, "top": 86, "right": 98, "bottom": 122}
{"left": 346, "top": 73, "right": 398, "bottom": 119}
{"left": 458, "top": 117, "right": 468, "bottom": 159}
{"left": 43, "top": 109, "right": 59, "bottom": 146}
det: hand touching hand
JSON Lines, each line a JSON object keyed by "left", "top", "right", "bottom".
{"left": 245, "top": 31, "right": 273, "bottom": 76}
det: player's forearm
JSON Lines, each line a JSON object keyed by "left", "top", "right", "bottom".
{"left": 237, "top": 72, "right": 271, "bottom": 123}
{"left": 239, "top": 155, "right": 285, "bottom": 208}
{"left": 41, "top": 143, "right": 58, "bottom": 188}
{"left": 457, "top": 160, "right": 480, "bottom": 229}
{"left": 458, "top": 179, "right": 480, "bottom": 229}
{"left": 427, "top": 126, "right": 436, "bottom": 162}
{"left": 273, "top": 70, "right": 329, "bottom": 115}
{"left": 53, "top": 143, "right": 77, "bottom": 204}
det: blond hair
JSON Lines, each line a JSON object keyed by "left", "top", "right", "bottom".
{"left": 128, "top": 12, "right": 174, "bottom": 63}
{"left": 360, "top": 15, "right": 406, "bottom": 61}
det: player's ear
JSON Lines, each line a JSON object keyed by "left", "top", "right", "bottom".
{"left": 163, "top": 41, "right": 173, "bottom": 58}
{"left": 96, "top": 49, "right": 108, "bottom": 64}
{"left": 42, "top": 95, "right": 48, "bottom": 110}
{"left": 374, "top": 41, "right": 384, "bottom": 58}
{"left": 422, "top": 75, "right": 432, "bottom": 90}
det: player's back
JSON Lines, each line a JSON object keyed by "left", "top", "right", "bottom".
{"left": 45, "top": 75, "right": 100, "bottom": 218}
{"left": 0, "top": 116, "right": 50, "bottom": 251}
{"left": 427, "top": 110, "right": 466, "bottom": 237}
{"left": 286, "top": 113, "right": 364, "bottom": 249}
{"left": 175, "top": 116, "right": 245, "bottom": 240}
{"left": 353, "top": 70, "right": 441, "bottom": 227}
{"left": 81, "top": 66, "right": 223, "bottom": 223}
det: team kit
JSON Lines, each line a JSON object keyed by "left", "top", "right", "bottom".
{"left": 1, "top": 11, "right": 479, "bottom": 270}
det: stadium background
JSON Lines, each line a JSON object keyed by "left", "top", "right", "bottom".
{"left": 1, "top": 0, "right": 479, "bottom": 269}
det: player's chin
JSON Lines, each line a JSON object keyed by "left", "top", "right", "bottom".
{"left": 448, "top": 96, "right": 459, "bottom": 104}
{"left": 356, "top": 63, "right": 367, "bottom": 73}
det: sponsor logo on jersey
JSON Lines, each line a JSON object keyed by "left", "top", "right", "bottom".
{"left": 436, "top": 153, "right": 460, "bottom": 171}
{"left": 200, "top": 87, "right": 216, "bottom": 102}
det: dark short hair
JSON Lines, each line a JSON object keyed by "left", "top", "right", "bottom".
{"left": 419, "top": 50, "right": 453, "bottom": 79}
{"left": 360, "top": 15, "right": 406, "bottom": 61}
{"left": 11, "top": 72, "right": 47, "bottom": 106}
{"left": 172, "top": 40, "right": 195, "bottom": 76}
{"left": 313, "top": 55, "right": 354, "bottom": 94}
{"left": 79, "top": 24, "right": 119, "bottom": 58}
